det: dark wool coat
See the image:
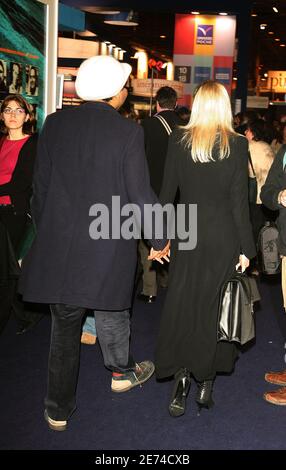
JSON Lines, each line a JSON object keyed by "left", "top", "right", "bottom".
{"left": 0, "top": 133, "right": 38, "bottom": 214}
{"left": 141, "top": 110, "right": 184, "bottom": 196}
{"left": 20, "top": 102, "right": 166, "bottom": 310}
{"left": 155, "top": 131, "right": 256, "bottom": 381}
{"left": 261, "top": 144, "right": 286, "bottom": 255}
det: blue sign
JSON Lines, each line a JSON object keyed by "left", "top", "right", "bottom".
{"left": 214, "top": 68, "right": 231, "bottom": 84}
{"left": 196, "top": 25, "right": 214, "bottom": 45}
{"left": 194, "top": 67, "right": 211, "bottom": 84}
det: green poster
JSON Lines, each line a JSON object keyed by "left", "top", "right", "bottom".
{"left": 0, "top": 0, "right": 45, "bottom": 129}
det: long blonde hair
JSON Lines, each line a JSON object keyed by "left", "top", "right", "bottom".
{"left": 182, "top": 81, "right": 236, "bottom": 162}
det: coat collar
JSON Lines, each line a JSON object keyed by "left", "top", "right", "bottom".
{"left": 81, "top": 101, "right": 117, "bottom": 113}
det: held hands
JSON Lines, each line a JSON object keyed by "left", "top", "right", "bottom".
{"left": 278, "top": 189, "right": 286, "bottom": 207}
{"left": 236, "top": 254, "right": 250, "bottom": 273}
{"left": 148, "top": 241, "right": 171, "bottom": 265}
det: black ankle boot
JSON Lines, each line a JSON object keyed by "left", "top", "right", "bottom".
{"left": 196, "top": 380, "right": 214, "bottom": 413}
{"left": 169, "top": 368, "right": 191, "bottom": 417}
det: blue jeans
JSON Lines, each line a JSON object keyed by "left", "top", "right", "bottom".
{"left": 82, "top": 314, "right": 96, "bottom": 336}
{"left": 45, "top": 304, "right": 136, "bottom": 420}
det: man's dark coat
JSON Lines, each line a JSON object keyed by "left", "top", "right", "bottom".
{"left": 20, "top": 102, "right": 165, "bottom": 310}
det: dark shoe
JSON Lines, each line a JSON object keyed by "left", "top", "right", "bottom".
{"left": 44, "top": 409, "right": 67, "bottom": 431}
{"left": 169, "top": 368, "right": 191, "bottom": 417}
{"left": 265, "top": 370, "right": 286, "bottom": 386}
{"left": 196, "top": 380, "right": 214, "bottom": 413}
{"left": 111, "top": 360, "right": 155, "bottom": 393}
{"left": 264, "top": 387, "right": 286, "bottom": 405}
{"left": 137, "top": 293, "right": 156, "bottom": 303}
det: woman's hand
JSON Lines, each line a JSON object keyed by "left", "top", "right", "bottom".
{"left": 278, "top": 189, "right": 286, "bottom": 207}
{"left": 236, "top": 254, "right": 250, "bottom": 273}
{"left": 148, "top": 241, "right": 170, "bottom": 264}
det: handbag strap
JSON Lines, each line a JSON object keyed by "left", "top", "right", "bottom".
{"left": 155, "top": 114, "right": 172, "bottom": 136}
{"left": 283, "top": 150, "right": 286, "bottom": 171}
{"left": 248, "top": 152, "right": 256, "bottom": 178}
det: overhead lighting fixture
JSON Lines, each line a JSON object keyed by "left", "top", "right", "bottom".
{"left": 268, "top": 31, "right": 274, "bottom": 35}
{"left": 273, "top": 7, "right": 278, "bottom": 13}
{"left": 160, "top": 35, "right": 166, "bottom": 39}
{"left": 191, "top": 12, "right": 200, "bottom": 15}
{"left": 251, "top": 13, "right": 257, "bottom": 17}
{"left": 81, "top": 7, "right": 120, "bottom": 15}
{"left": 219, "top": 12, "right": 228, "bottom": 16}
{"left": 260, "top": 23, "right": 267, "bottom": 30}
{"left": 280, "top": 44, "right": 286, "bottom": 47}
{"left": 275, "top": 38, "right": 280, "bottom": 41}
{"left": 76, "top": 30, "right": 97, "bottom": 37}
{"left": 104, "top": 10, "right": 138, "bottom": 26}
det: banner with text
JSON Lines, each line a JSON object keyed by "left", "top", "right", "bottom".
{"left": 173, "top": 14, "right": 236, "bottom": 106}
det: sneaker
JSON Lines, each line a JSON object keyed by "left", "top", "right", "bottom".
{"left": 111, "top": 361, "right": 155, "bottom": 393}
{"left": 44, "top": 409, "right": 67, "bottom": 431}
{"left": 265, "top": 370, "right": 286, "bottom": 386}
{"left": 264, "top": 388, "right": 286, "bottom": 406}
{"left": 81, "top": 332, "right": 97, "bottom": 345}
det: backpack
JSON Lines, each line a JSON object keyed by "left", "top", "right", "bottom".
{"left": 257, "top": 221, "right": 281, "bottom": 274}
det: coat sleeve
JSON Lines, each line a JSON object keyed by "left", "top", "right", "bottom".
{"left": 260, "top": 145, "right": 286, "bottom": 211}
{"left": 31, "top": 118, "right": 52, "bottom": 226}
{"left": 159, "top": 132, "right": 179, "bottom": 205}
{"left": 0, "top": 135, "right": 37, "bottom": 198}
{"left": 123, "top": 125, "right": 167, "bottom": 251}
{"left": 230, "top": 138, "right": 256, "bottom": 259}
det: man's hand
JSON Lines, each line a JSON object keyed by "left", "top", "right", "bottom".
{"left": 148, "top": 241, "right": 170, "bottom": 264}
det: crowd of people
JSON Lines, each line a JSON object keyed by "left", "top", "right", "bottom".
{"left": 1, "top": 55, "right": 286, "bottom": 433}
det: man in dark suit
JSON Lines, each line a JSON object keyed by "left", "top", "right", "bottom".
{"left": 20, "top": 56, "right": 169, "bottom": 431}
{"left": 138, "top": 86, "right": 183, "bottom": 303}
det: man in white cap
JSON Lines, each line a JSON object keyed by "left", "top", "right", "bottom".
{"left": 20, "top": 56, "right": 169, "bottom": 431}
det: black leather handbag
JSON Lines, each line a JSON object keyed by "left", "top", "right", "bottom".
{"left": 217, "top": 272, "right": 255, "bottom": 345}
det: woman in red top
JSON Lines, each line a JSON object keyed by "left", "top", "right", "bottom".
{"left": 0, "top": 94, "right": 41, "bottom": 334}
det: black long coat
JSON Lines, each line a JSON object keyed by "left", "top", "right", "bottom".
{"left": 20, "top": 102, "right": 166, "bottom": 310}
{"left": 155, "top": 131, "right": 256, "bottom": 382}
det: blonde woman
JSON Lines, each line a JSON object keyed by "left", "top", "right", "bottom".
{"left": 155, "top": 81, "right": 256, "bottom": 417}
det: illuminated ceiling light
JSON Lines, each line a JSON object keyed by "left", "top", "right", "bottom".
{"left": 268, "top": 31, "right": 274, "bottom": 35}
{"left": 160, "top": 35, "right": 166, "bottom": 38}
{"left": 77, "top": 30, "right": 97, "bottom": 37}
{"left": 104, "top": 41, "right": 111, "bottom": 44}
{"left": 233, "top": 77, "right": 237, "bottom": 81}
{"left": 219, "top": 12, "right": 228, "bottom": 16}
{"left": 191, "top": 12, "right": 200, "bottom": 15}
{"left": 260, "top": 23, "right": 267, "bottom": 30}
{"left": 275, "top": 38, "right": 280, "bottom": 41}
{"left": 280, "top": 44, "right": 286, "bottom": 47}
{"left": 264, "top": 73, "right": 268, "bottom": 77}
{"left": 104, "top": 10, "right": 138, "bottom": 26}
{"left": 251, "top": 13, "right": 257, "bottom": 17}
{"left": 81, "top": 7, "right": 120, "bottom": 14}
{"left": 273, "top": 7, "right": 278, "bottom": 13}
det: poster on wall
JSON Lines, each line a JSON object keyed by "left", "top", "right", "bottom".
{"left": 173, "top": 14, "right": 236, "bottom": 107}
{"left": 0, "top": 0, "right": 45, "bottom": 130}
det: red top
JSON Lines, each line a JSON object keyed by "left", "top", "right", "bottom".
{"left": 0, "top": 136, "right": 30, "bottom": 204}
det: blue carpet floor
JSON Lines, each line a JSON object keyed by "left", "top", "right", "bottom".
{"left": 0, "top": 277, "right": 285, "bottom": 451}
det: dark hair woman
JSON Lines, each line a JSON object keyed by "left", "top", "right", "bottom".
{"left": 0, "top": 94, "right": 42, "bottom": 334}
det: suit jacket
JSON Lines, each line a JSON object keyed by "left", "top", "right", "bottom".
{"left": 20, "top": 102, "right": 166, "bottom": 310}
{"left": 142, "top": 110, "right": 183, "bottom": 196}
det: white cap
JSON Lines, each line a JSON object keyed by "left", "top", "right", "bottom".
{"left": 75, "top": 55, "right": 132, "bottom": 101}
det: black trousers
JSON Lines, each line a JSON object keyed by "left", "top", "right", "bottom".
{"left": 45, "top": 304, "right": 136, "bottom": 420}
{"left": 0, "top": 206, "right": 43, "bottom": 332}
